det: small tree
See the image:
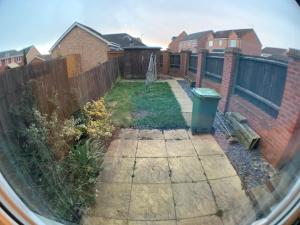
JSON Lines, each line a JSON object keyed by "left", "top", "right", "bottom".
{"left": 23, "top": 50, "right": 27, "bottom": 65}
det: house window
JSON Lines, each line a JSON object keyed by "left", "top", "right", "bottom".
{"left": 229, "top": 40, "right": 237, "bottom": 47}
{"left": 208, "top": 40, "right": 213, "bottom": 47}
{"left": 0, "top": 59, "right": 5, "bottom": 66}
{"left": 218, "top": 40, "right": 223, "bottom": 46}
{"left": 8, "top": 58, "right": 11, "bottom": 63}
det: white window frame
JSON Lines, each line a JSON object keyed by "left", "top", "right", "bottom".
{"left": 218, "top": 40, "right": 223, "bottom": 46}
{"left": 208, "top": 40, "right": 213, "bottom": 47}
{"left": 229, "top": 40, "right": 237, "bottom": 47}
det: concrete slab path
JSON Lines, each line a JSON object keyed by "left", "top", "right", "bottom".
{"left": 166, "top": 79, "right": 192, "bottom": 127}
{"left": 82, "top": 129, "right": 256, "bottom": 225}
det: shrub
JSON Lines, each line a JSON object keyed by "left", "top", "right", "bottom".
{"left": 65, "top": 139, "right": 104, "bottom": 208}
{"left": 83, "top": 98, "right": 115, "bottom": 141}
{"left": 9, "top": 86, "right": 107, "bottom": 222}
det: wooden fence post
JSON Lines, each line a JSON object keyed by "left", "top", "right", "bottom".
{"left": 218, "top": 47, "right": 241, "bottom": 113}
{"left": 195, "top": 49, "right": 208, "bottom": 87}
{"left": 162, "top": 51, "right": 170, "bottom": 75}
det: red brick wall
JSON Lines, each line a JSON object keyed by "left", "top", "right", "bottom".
{"left": 240, "top": 32, "right": 262, "bottom": 56}
{"left": 168, "top": 31, "right": 187, "bottom": 53}
{"left": 218, "top": 48, "right": 240, "bottom": 112}
{"left": 203, "top": 79, "right": 221, "bottom": 93}
{"left": 226, "top": 49, "right": 300, "bottom": 166}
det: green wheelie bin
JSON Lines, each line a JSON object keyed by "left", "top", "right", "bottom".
{"left": 191, "top": 88, "right": 221, "bottom": 134}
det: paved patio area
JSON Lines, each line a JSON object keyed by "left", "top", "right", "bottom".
{"left": 82, "top": 129, "right": 256, "bottom": 225}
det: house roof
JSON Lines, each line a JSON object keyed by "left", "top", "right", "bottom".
{"left": 262, "top": 47, "right": 287, "bottom": 55}
{"left": 182, "top": 30, "right": 212, "bottom": 41}
{"left": 21, "top": 45, "right": 34, "bottom": 54}
{"left": 49, "top": 22, "right": 121, "bottom": 52}
{"left": 0, "top": 49, "right": 23, "bottom": 59}
{"left": 102, "top": 33, "right": 146, "bottom": 48}
{"left": 214, "top": 29, "right": 254, "bottom": 38}
{"left": 33, "top": 54, "right": 52, "bottom": 61}
{"left": 262, "top": 47, "right": 288, "bottom": 61}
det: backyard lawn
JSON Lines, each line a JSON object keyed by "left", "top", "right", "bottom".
{"left": 104, "top": 81, "right": 187, "bottom": 129}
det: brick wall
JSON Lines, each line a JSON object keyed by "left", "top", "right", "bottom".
{"left": 225, "top": 48, "right": 300, "bottom": 167}
{"left": 203, "top": 79, "right": 221, "bottom": 93}
{"left": 168, "top": 31, "right": 187, "bottom": 53}
{"left": 51, "top": 27, "right": 109, "bottom": 72}
{"left": 161, "top": 47, "right": 300, "bottom": 167}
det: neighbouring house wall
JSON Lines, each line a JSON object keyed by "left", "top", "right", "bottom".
{"left": 240, "top": 32, "right": 262, "bottom": 56}
{"left": 179, "top": 39, "right": 198, "bottom": 53}
{"left": 26, "top": 47, "right": 41, "bottom": 63}
{"left": 51, "top": 27, "right": 109, "bottom": 72}
{"left": 198, "top": 36, "right": 210, "bottom": 50}
{"left": 168, "top": 31, "right": 187, "bottom": 53}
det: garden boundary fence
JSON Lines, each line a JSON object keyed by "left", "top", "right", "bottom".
{"left": 0, "top": 55, "right": 119, "bottom": 135}
{"left": 160, "top": 48, "right": 299, "bottom": 167}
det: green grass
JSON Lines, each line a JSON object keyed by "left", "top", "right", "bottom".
{"left": 104, "top": 81, "right": 187, "bottom": 129}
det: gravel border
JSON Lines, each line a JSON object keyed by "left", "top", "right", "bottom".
{"left": 177, "top": 79, "right": 277, "bottom": 191}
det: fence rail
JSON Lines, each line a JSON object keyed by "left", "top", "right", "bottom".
{"left": 204, "top": 54, "right": 224, "bottom": 83}
{"left": 235, "top": 56, "right": 287, "bottom": 117}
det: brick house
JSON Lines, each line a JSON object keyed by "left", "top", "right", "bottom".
{"left": 168, "top": 28, "right": 262, "bottom": 55}
{"left": 167, "top": 31, "right": 187, "bottom": 52}
{"left": 179, "top": 30, "right": 213, "bottom": 53}
{"left": 50, "top": 22, "right": 146, "bottom": 72}
{"left": 207, "top": 29, "right": 262, "bottom": 55}
{"left": 0, "top": 45, "right": 40, "bottom": 71}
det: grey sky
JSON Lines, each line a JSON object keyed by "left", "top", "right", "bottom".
{"left": 0, "top": 0, "right": 299, "bottom": 54}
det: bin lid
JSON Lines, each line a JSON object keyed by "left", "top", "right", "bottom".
{"left": 192, "top": 88, "right": 222, "bottom": 99}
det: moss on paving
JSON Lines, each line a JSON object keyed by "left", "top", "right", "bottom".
{"left": 104, "top": 81, "right": 187, "bottom": 129}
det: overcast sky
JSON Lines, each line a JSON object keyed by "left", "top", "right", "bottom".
{"left": 0, "top": 0, "right": 299, "bottom": 54}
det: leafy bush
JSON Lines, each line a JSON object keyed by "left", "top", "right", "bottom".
{"left": 82, "top": 98, "right": 115, "bottom": 141}
{"left": 9, "top": 86, "right": 111, "bottom": 223}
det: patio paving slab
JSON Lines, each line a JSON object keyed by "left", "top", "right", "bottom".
{"left": 139, "top": 129, "right": 164, "bottom": 140}
{"left": 92, "top": 183, "right": 131, "bottom": 219}
{"left": 165, "top": 140, "right": 197, "bottom": 157}
{"left": 192, "top": 139, "right": 224, "bottom": 156}
{"left": 128, "top": 221, "right": 176, "bottom": 225}
{"left": 106, "top": 139, "right": 138, "bottom": 157}
{"left": 134, "top": 158, "right": 170, "bottom": 183}
{"left": 101, "top": 157, "right": 135, "bottom": 183}
{"left": 210, "top": 176, "right": 252, "bottom": 210}
{"left": 136, "top": 140, "right": 167, "bottom": 157}
{"left": 168, "top": 157, "right": 206, "bottom": 183}
{"left": 163, "top": 129, "right": 189, "bottom": 140}
{"left": 118, "top": 128, "right": 140, "bottom": 139}
{"left": 129, "top": 184, "right": 176, "bottom": 220}
{"left": 172, "top": 182, "right": 217, "bottom": 219}
{"left": 177, "top": 215, "right": 223, "bottom": 225}
{"left": 82, "top": 217, "right": 127, "bottom": 225}
{"left": 200, "top": 155, "right": 237, "bottom": 180}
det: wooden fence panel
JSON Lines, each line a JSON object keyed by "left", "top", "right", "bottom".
{"left": 69, "top": 58, "right": 119, "bottom": 107}
{"left": 204, "top": 54, "right": 224, "bottom": 83}
{"left": 235, "top": 56, "right": 288, "bottom": 117}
